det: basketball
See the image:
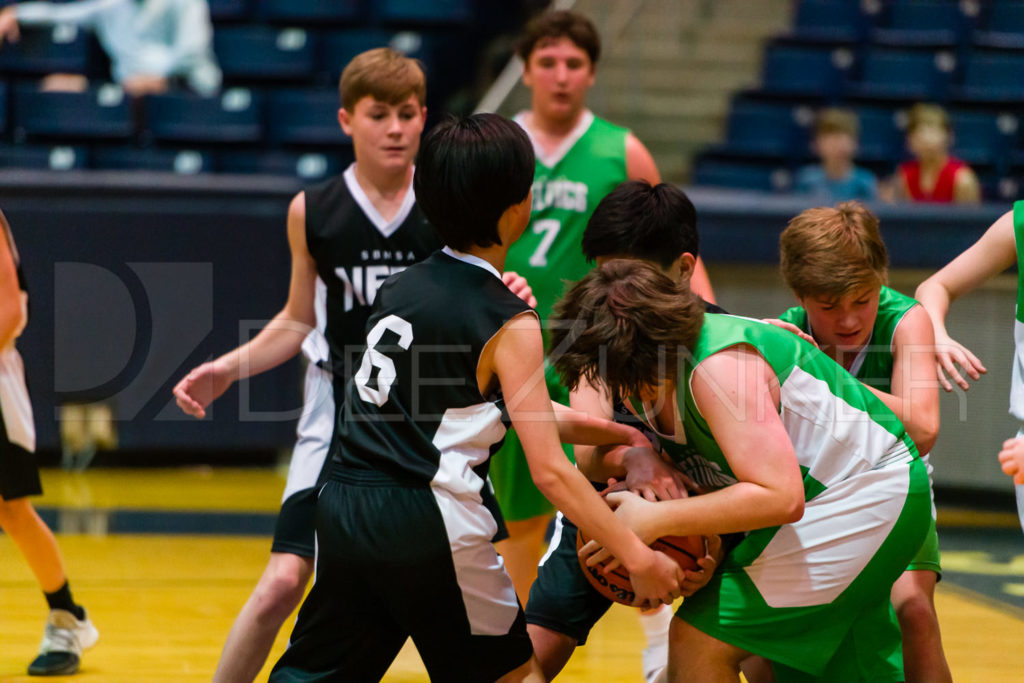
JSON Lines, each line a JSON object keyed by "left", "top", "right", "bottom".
{"left": 576, "top": 530, "right": 707, "bottom": 605}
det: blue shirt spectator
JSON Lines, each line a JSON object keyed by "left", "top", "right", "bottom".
{"left": 795, "top": 164, "right": 878, "bottom": 202}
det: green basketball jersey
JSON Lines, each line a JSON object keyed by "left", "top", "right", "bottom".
{"left": 778, "top": 286, "right": 919, "bottom": 394}
{"left": 632, "top": 314, "right": 917, "bottom": 501}
{"left": 506, "top": 111, "right": 629, "bottom": 324}
{"left": 1010, "top": 201, "right": 1024, "bottom": 420}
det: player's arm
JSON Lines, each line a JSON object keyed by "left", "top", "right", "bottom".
{"left": 0, "top": 210, "right": 26, "bottom": 350}
{"left": 862, "top": 306, "right": 940, "bottom": 454}
{"left": 484, "top": 312, "right": 683, "bottom": 606}
{"left": 915, "top": 209, "right": 1015, "bottom": 390}
{"left": 599, "top": 346, "right": 804, "bottom": 543}
{"left": 173, "top": 192, "right": 318, "bottom": 418}
{"left": 549, "top": 399, "right": 647, "bottom": 450}
{"left": 567, "top": 378, "right": 691, "bottom": 500}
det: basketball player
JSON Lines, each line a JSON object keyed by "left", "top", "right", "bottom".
{"left": 491, "top": 9, "right": 715, "bottom": 655}
{"left": 916, "top": 203, "right": 1024, "bottom": 528}
{"left": 173, "top": 49, "right": 515, "bottom": 682}
{"left": 0, "top": 207, "right": 99, "bottom": 676}
{"left": 553, "top": 258, "right": 931, "bottom": 682}
{"left": 777, "top": 202, "right": 949, "bottom": 682}
{"left": 526, "top": 181, "right": 727, "bottom": 682}
{"left": 268, "top": 113, "right": 684, "bottom": 682}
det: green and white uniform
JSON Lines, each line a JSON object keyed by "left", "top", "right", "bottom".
{"left": 1010, "top": 201, "right": 1024, "bottom": 530}
{"left": 780, "top": 286, "right": 941, "bottom": 576}
{"left": 633, "top": 314, "right": 930, "bottom": 680}
{"left": 490, "top": 110, "right": 630, "bottom": 521}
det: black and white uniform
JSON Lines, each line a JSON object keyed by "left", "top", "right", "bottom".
{"left": 0, "top": 219, "right": 40, "bottom": 501}
{"left": 271, "top": 249, "right": 535, "bottom": 682}
{"left": 272, "top": 164, "right": 441, "bottom": 557}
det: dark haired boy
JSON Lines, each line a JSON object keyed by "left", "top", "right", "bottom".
{"left": 268, "top": 114, "right": 684, "bottom": 683}
{"left": 491, "top": 7, "right": 716, "bottom": 618}
{"left": 527, "top": 180, "right": 726, "bottom": 682}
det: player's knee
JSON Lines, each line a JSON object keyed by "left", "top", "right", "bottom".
{"left": 0, "top": 497, "right": 32, "bottom": 530}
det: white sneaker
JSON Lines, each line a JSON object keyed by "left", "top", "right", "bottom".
{"left": 27, "top": 609, "right": 99, "bottom": 676}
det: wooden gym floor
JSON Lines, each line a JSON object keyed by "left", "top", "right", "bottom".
{"left": 0, "top": 467, "right": 1022, "bottom": 682}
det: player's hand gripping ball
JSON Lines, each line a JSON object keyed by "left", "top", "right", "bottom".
{"left": 576, "top": 530, "right": 707, "bottom": 605}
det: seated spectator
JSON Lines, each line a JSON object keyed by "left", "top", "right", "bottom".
{"left": 794, "top": 108, "right": 878, "bottom": 202}
{"left": 890, "top": 103, "right": 980, "bottom": 204}
{"left": 0, "top": 0, "right": 221, "bottom": 97}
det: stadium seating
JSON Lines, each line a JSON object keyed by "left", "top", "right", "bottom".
{"left": 718, "top": 100, "right": 808, "bottom": 159}
{"left": 143, "top": 89, "right": 263, "bottom": 144}
{"left": 207, "top": 0, "right": 253, "bottom": 22}
{"left": 692, "top": 158, "right": 792, "bottom": 193}
{"left": 850, "top": 46, "right": 956, "bottom": 102}
{"left": 91, "top": 147, "right": 214, "bottom": 174}
{"left": 760, "top": 43, "right": 854, "bottom": 98}
{"left": 955, "top": 49, "right": 1024, "bottom": 103}
{"left": 0, "top": 25, "right": 94, "bottom": 77}
{"left": 0, "top": 143, "right": 87, "bottom": 170}
{"left": 787, "top": 0, "right": 868, "bottom": 44}
{"left": 215, "top": 26, "right": 318, "bottom": 83}
{"left": 973, "top": 1, "right": 1024, "bottom": 48}
{"left": 266, "top": 89, "right": 346, "bottom": 147}
{"left": 0, "top": 0, "right": 503, "bottom": 177}
{"left": 870, "top": 0, "right": 974, "bottom": 48}
{"left": 259, "top": 0, "right": 361, "bottom": 24}
{"left": 12, "top": 85, "right": 134, "bottom": 141}
{"left": 218, "top": 149, "right": 346, "bottom": 180}
{"left": 949, "top": 110, "right": 1016, "bottom": 170}
{"left": 850, "top": 106, "right": 905, "bottom": 164}
{"left": 372, "top": 0, "right": 472, "bottom": 26}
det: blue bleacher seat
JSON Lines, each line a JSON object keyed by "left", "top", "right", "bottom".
{"left": 215, "top": 27, "right": 318, "bottom": 82}
{"left": 0, "top": 81, "right": 7, "bottom": 135}
{"left": 788, "top": 0, "right": 868, "bottom": 43}
{"left": 320, "top": 30, "right": 433, "bottom": 80}
{"left": 144, "top": 89, "right": 263, "bottom": 144}
{"left": 693, "top": 158, "right": 792, "bottom": 192}
{"left": 974, "top": 1, "right": 1024, "bottom": 48}
{"left": 852, "top": 106, "right": 905, "bottom": 164}
{"left": 957, "top": 50, "right": 1024, "bottom": 102}
{"left": 871, "top": 0, "right": 974, "bottom": 48}
{"left": 12, "top": 85, "right": 134, "bottom": 141}
{"left": 0, "top": 143, "right": 88, "bottom": 170}
{"left": 91, "top": 147, "right": 213, "bottom": 174}
{"left": 760, "top": 44, "right": 854, "bottom": 98}
{"left": 218, "top": 150, "right": 346, "bottom": 180}
{"left": 851, "top": 46, "right": 956, "bottom": 101}
{"left": 0, "top": 25, "right": 92, "bottom": 76}
{"left": 949, "top": 110, "right": 1015, "bottom": 168}
{"left": 372, "top": 0, "right": 472, "bottom": 25}
{"left": 260, "top": 0, "right": 360, "bottom": 23}
{"left": 267, "top": 90, "right": 346, "bottom": 146}
{"left": 721, "top": 101, "right": 806, "bottom": 158}
{"left": 207, "top": 0, "right": 252, "bottom": 22}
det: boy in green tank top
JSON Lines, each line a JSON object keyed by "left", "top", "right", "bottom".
{"left": 776, "top": 202, "right": 949, "bottom": 682}
{"left": 916, "top": 204, "right": 1024, "bottom": 525}
{"left": 551, "top": 259, "right": 931, "bottom": 681}
{"left": 489, "top": 8, "right": 717, "bottom": 613}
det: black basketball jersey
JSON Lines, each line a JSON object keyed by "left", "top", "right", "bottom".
{"left": 333, "top": 249, "right": 534, "bottom": 494}
{"left": 304, "top": 166, "right": 442, "bottom": 392}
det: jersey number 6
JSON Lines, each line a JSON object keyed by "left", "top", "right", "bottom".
{"left": 354, "top": 314, "right": 414, "bottom": 407}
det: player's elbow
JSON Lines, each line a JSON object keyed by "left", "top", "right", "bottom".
{"left": 776, "top": 491, "right": 804, "bottom": 525}
{"left": 913, "top": 424, "right": 939, "bottom": 456}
